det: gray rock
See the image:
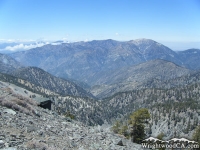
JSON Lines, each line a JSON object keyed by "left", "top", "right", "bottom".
{"left": 38, "top": 131, "right": 44, "bottom": 136}
{"left": 65, "top": 117, "right": 72, "bottom": 122}
{"left": 0, "top": 103, "right": 148, "bottom": 150}
{"left": 1, "top": 148, "right": 17, "bottom": 150}
{"left": 0, "top": 140, "right": 4, "bottom": 144}
{"left": 117, "top": 139, "right": 124, "bottom": 146}
{"left": 3, "top": 109, "right": 16, "bottom": 115}
{"left": 27, "top": 125, "right": 37, "bottom": 133}
{"left": 0, "top": 135, "right": 5, "bottom": 140}
{"left": 0, "top": 140, "right": 5, "bottom": 149}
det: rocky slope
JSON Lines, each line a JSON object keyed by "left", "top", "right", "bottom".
{"left": 0, "top": 73, "right": 60, "bottom": 97}
{"left": 0, "top": 81, "right": 144, "bottom": 150}
{"left": 1, "top": 68, "right": 200, "bottom": 145}
{"left": 11, "top": 67, "right": 94, "bottom": 98}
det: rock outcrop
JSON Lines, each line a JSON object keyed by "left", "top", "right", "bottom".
{"left": 0, "top": 81, "right": 145, "bottom": 150}
{"left": 0, "top": 105, "right": 145, "bottom": 150}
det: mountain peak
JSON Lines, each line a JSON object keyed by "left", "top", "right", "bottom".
{"left": 129, "top": 38, "right": 157, "bottom": 45}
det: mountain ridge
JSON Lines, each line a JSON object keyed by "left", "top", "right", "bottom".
{"left": 10, "top": 39, "right": 193, "bottom": 84}
{"left": 9, "top": 39, "right": 200, "bottom": 98}
{"left": 0, "top": 53, "right": 23, "bottom": 74}
{"left": 11, "top": 66, "right": 95, "bottom": 98}
{"left": 90, "top": 59, "right": 192, "bottom": 98}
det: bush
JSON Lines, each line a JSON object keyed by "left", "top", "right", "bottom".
{"left": 111, "top": 121, "right": 121, "bottom": 134}
{"left": 0, "top": 94, "right": 38, "bottom": 116}
{"left": 193, "top": 125, "right": 200, "bottom": 146}
{"left": 64, "top": 111, "right": 75, "bottom": 120}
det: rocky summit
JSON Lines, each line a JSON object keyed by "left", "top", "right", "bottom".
{"left": 0, "top": 81, "right": 145, "bottom": 150}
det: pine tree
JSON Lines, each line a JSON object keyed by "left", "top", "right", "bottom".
{"left": 129, "top": 108, "right": 150, "bottom": 144}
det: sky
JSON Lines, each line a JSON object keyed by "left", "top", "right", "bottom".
{"left": 0, "top": 0, "right": 200, "bottom": 50}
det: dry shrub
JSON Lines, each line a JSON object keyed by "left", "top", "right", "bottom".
{"left": 26, "top": 140, "right": 48, "bottom": 150}
{"left": 14, "top": 94, "right": 38, "bottom": 106}
{"left": 26, "top": 140, "right": 61, "bottom": 150}
{"left": 0, "top": 97, "right": 37, "bottom": 116}
{"left": 3, "top": 87, "right": 12, "bottom": 94}
{"left": 1, "top": 99, "right": 32, "bottom": 115}
{"left": 0, "top": 87, "right": 40, "bottom": 116}
{"left": 1, "top": 100, "right": 15, "bottom": 109}
{"left": 14, "top": 98, "right": 28, "bottom": 107}
{"left": 12, "top": 103, "right": 32, "bottom": 115}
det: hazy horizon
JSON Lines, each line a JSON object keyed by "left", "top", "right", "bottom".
{"left": 0, "top": 38, "right": 200, "bottom": 53}
{"left": 0, "top": 0, "right": 200, "bottom": 51}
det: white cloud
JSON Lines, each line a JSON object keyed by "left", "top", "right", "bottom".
{"left": 62, "top": 37, "right": 69, "bottom": 43}
{"left": 4, "top": 42, "right": 49, "bottom": 51}
{"left": 51, "top": 43, "right": 61, "bottom": 45}
{"left": 115, "top": 33, "right": 119, "bottom": 36}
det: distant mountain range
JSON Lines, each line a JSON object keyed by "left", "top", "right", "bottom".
{"left": 9, "top": 39, "right": 200, "bottom": 81}
{"left": 0, "top": 53, "right": 23, "bottom": 74}
{"left": 8, "top": 39, "right": 200, "bottom": 97}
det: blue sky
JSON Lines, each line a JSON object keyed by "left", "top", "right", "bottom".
{"left": 0, "top": 0, "right": 200, "bottom": 50}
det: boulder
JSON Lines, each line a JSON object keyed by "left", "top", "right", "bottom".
{"left": 3, "top": 109, "right": 16, "bottom": 115}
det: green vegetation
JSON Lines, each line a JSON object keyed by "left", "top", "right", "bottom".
{"left": 112, "top": 108, "right": 150, "bottom": 144}
{"left": 157, "top": 132, "right": 165, "bottom": 140}
{"left": 157, "top": 132, "right": 165, "bottom": 150}
{"left": 129, "top": 108, "right": 150, "bottom": 143}
{"left": 193, "top": 125, "right": 200, "bottom": 146}
{"left": 111, "top": 120, "right": 121, "bottom": 134}
{"left": 64, "top": 111, "right": 75, "bottom": 120}
{"left": 111, "top": 121, "right": 130, "bottom": 138}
